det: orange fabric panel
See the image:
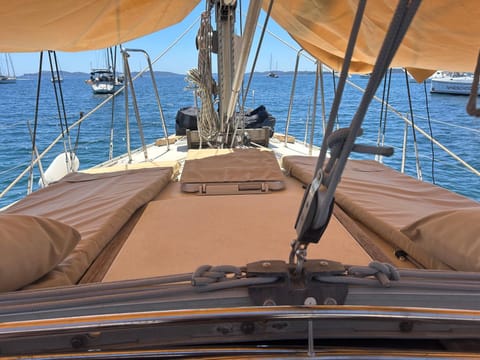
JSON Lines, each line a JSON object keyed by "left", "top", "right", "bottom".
{"left": 0, "top": 0, "right": 478, "bottom": 76}
{"left": 0, "top": 0, "right": 200, "bottom": 52}
{"left": 267, "top": 0, "right": 480, "bottom": 78}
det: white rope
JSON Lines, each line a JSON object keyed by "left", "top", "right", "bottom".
{"left": 185, "top": 10, "right": 219, "bottom": 145}
{"left": 186, "top": 68, "right": 219, "bottom": 144}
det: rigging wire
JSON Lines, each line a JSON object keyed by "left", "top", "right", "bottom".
{"left": 48, "top": 51, "right": 70, "bottom": 142}
{"left": 376, "top": 73, "right": 388, "bottom": 162}
{"left": 48, "top": 50, "right": 76, "bottom": 173}
{"left": 241, "top": 0, "right": 274, "bottom": 113}
{"left": 376, "top": 69, "right": 392, "bottom": 163}
{"left": 108, "top": 46, "right": 118, "bottom": 160}
{"left": 330, "top": 70, "right": 339, "bottom": 129}
{"left": 383, "top": 70, "right": 393, "bottom": 147}
{"left": 238, "top": 0, "right": 245, "bottom": 110}
{"left": 27, "top": 121, "right": 46, "bottom": 188}
{"left": 423, "top": 80, "right": 436, "bottom": 184}
{"left": 404, "top": 69, "right": 422, "bottom": 180}
{"left": 109, "top": 86, "right": 116, "bottom": 159}
{"left": 228, "top": 0, "right": 269, "bottom": 147}
{"left": 74, "top": 112, "right": 83, "bottom": 156}
{"left": 315, "top": 0, "right": 367, "bottom": 174}
{"left": 28, "top": 52, "right": 44, "bottom": 194}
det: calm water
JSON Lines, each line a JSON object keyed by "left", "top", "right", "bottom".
{"left": 0, "top": 71, "right": 479, "bottom": 207}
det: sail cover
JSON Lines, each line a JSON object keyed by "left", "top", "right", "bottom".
{"left": 0, "top": 0, "right": 200, "bottom": 52}
{"left": 0, "top": 0, "right": 479, "bottom": 80}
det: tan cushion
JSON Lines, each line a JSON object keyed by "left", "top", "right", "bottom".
{"left": 401, "top": 209, "right": 480, "bottom": 271}
{"left": 181, "top": 148, "right": 285, "bottom": 193}
{"left": 5, "top": 167, "right": 173, "bottom": 289}
{"left": 282, "top": 155, "right": 480, "bottom": 270}
{"left": 0, "top": 215, "right": 80, "bottom": 292}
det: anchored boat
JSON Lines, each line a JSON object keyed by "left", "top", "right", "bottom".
{"left": 430, "top": 71, "right": 480, "bottom": 95}
{"left": 86, "top": 47, "right": 124, "bottom": 94}
{"left": 0, "top": 0, "right": 480, "bottom": 357}
{"left": 0, "top": 53, "right": 16, "bottom": 84}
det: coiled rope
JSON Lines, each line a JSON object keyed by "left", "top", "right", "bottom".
{"left": 186, "top": 10, "right": 219, "bottom": 146}
{"left": 186, "top": 68, "right": 219, "bottom": 145}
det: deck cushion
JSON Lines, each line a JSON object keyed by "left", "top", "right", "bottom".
{"left": 282, "top": 155, "right": 480, "bottom": 270}
{"left": 3, "top": 167, "right": 173, "bottom": 289}
{"left": 0, "top": 215, "right": 80, "bottom": 292}
{"left": 181, "top": 148, "right": 285, "bottom": 194}
{"left": 401, "top": 209, "right": 480, "bottom": 271}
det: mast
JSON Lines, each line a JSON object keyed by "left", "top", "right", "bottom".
{"left": 214, "top": 0, "right": 236, "bottom": 135}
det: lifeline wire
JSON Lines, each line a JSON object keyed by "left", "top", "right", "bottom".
{"left": 29, "top": 51, "right": 44, "bottom": 194}
{"left": 404, "top": 70, "right": 422, "bottom": 180}
{"left": 423, "top": 80, "right": 436, "bottom": 183}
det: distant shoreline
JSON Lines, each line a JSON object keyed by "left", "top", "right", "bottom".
{"left": 18, "top": 70, "right": 321, "bottom": 78}
{"left": 18, "top": 68, "right": 408, "bottom": 78}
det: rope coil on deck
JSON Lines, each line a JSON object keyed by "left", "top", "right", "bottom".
{"left": 348, "top": 261, "right": 400, "bottom": 287}
{"left": 191, "top": 264, "right": 280, "bottom": 292}
{"left": 192, "top": 265, "right": 243, "bottom": 286}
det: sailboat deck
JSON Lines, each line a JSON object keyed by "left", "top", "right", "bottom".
{"left": 2, "top": 143, "right": 479, "bottom": 292}
{"left": 102, "top": 175, "right": 372, "bottom": 282}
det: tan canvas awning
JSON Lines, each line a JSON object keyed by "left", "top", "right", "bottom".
{"left": 267, "top": 0, "right": 480, "bottom": 81}
{"left": 0, "top": 1, "right": 479, "bottom": 81}
{"left": 0, "top": 0, "right": 200, "bottom": 52}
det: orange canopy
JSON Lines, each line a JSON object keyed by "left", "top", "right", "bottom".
{"left": 0, "top": 0, "right": 479, "bottom": 81}
{"left": 0, "top": 0, "right": 200, "bottom": 52}
{"left": 267, "top": 0, "right": 480, "bottom": 81}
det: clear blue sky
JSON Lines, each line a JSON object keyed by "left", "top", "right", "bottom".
{"left": 10, "top": 3, "right": 316, "bottom": 76}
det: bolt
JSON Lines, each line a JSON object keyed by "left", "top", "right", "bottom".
{"left": 399, "top": 321, "right": 414, "bottom": 333}
{"left": 304, "top": 297, "right": 317, "bottom": 305}
{"left": 71, "top": 335, "right": 87, "bottom": 349}
{"left": 323, "top": 297, "right": 337, "bottom": 305}
{"left": 240, "top": 322, "right": 255, "bottom": 335}
{"left": 216, "top": 326, "right": 231, "bottom": 335}
{"left": 263, "top": 298, "right": 276, "bottom": 306}
{"left": 262, "top": 262, "right": 271, "bottom": 268}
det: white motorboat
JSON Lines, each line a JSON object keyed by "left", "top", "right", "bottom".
{"left": 430, "top": 71, "right": 480, "bottom": 95}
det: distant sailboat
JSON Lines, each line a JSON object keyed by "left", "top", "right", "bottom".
{"left": 50, "top": 71, "right": 63, "bottom": 82}
{"left": 267, "top": 54, "right": 278, "bottom": 78}
{"left": 0, "top": 54, "right": 16, "bottom": 84}
{"left": 85, "top": 47, "right": 123, "bottom": 94}
{"left": 51, "top": 69, "right": 64, "bottom": 83}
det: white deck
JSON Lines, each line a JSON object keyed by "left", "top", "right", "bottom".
{"left": 91, "top": 134, "right": 320, "bottom": 175}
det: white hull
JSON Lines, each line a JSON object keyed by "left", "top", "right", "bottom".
{"left": 91, "top": 81, "right": 122, "bottom": 94}
{"left": 0, "top": 77, "right": 16, "bottom": 84}
{"left": 430, "top": 74, "right": 479, "bottom": 95}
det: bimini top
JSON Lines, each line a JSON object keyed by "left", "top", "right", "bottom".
{"left": 0, "top": 0, "right": 479, "bottom": 80}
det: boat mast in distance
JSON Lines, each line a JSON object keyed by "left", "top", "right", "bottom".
{"left": 0, "top": 53, "right": 16, "bottom": 84}
{"left": 267, "top": 53, "right": 278, "bottom": 78}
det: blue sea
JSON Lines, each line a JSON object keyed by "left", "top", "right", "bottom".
{"left": 0, "top": 71, "right": 479, "bottom": 208}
